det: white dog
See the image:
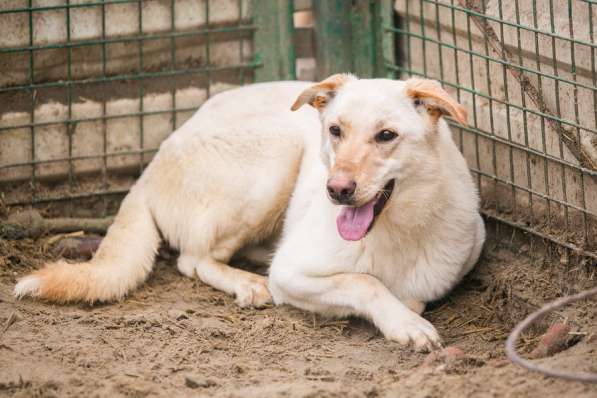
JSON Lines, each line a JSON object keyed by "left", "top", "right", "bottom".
{"left": 15, "top": 75, "right": 484, "bottom": 350}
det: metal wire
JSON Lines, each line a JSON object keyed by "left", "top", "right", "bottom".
{"left": 0, "top": 0, "right": 257, "bottom": 209}
{"left": 1, "top": 0, "right": 596, "bottom": 262}
{"left": 506, "top": 286, "right": 597, "bottom": 383}
{"left": 389, "top": 0, "right": 597, "bottom": 259}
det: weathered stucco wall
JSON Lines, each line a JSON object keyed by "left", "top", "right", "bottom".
{"left": 395, "top": 0, "right": 597, "bottom": 249}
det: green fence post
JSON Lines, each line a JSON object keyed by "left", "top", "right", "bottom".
{"left": 254, "top": 0, "right": 296, "bottom": 82}
{"left": 372, "top": 0, "right": 395, "bottom": 78}
{"left": 313, "top": 0, "right": 352, "bottom": 79}
{"left": 313, "top": 0, "right": 394, "bottom": 79}
{"left": 351, "top": 0, "right": 376, "bottom": 78}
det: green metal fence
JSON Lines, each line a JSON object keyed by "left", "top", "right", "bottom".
{"left": 1, "top": 0, "right": 595, "bottom": 260}
{"left": 385, "top": 0, "right": 597, "bottom": 260}
{"left": 0, "top": 0, "right": 294, "bottom": 213}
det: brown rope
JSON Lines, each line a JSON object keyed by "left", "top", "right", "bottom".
{"left": 506, "top": 286, "right": 597, "bottom": 383}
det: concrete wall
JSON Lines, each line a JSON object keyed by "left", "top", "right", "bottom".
{"left": 394, "top": 0, "right": 597, "bottom": 249}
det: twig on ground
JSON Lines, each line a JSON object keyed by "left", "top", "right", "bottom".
{"left": 456, "top": 326, "right": 497, "bottom": 337}
{"left": 1, "top": 312, "right": 19, "bottom": 337}
{"left": 43, "top": 230, "right": 85, "bottom": 248}
{"left": 1, "top": 210, "right": 113, "bottom": 239}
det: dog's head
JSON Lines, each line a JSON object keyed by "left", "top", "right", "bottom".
{"left": 291, "top": 74, "right": 467, "bottom": 241}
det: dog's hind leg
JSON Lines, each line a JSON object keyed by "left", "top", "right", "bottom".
{"left": 234, "top": 243, "right": 275, "bottom": 266}
{"left": 177, "top": 254, "right": 198, "bottom": 278}
{"left": 178, "top": 254, "right": 271, "bottom": 308}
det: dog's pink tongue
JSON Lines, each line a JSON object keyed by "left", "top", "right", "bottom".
{"left": 336, "top": 199, "right": 376, "bottom": 241}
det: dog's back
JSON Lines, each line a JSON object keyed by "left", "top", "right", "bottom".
{"left": 14, "top": 81, "right": 320, "bottom": 305}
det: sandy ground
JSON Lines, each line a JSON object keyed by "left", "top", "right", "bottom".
{"left": 1, "top": 233, "right": 596, "bottom": 398}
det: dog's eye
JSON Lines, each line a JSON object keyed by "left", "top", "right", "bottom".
{"left": 375, "top": 129, "right": 398, "bottom": 143}
{"left": 413, "top": 98, "right": 423, "bottom": 107}
{"left": 329, "top": 125, "right": 341, "bottom": 137}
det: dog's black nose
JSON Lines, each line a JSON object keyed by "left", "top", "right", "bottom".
{"left": 327, "top": 177, "right": 357, "bottom": 204}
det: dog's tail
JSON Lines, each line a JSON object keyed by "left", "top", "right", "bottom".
{"left": 14, "top": 187, "right": 160, "bottom": 303}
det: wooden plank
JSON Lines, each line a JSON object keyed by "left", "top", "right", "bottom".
{"left": 254, "top": 0, "right": 296, "bottom": 82}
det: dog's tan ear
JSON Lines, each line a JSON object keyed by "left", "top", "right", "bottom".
{"left": 291, "top": 74, "right": 356, "bottom": 112}
{"left": 405, "top": 78, "right": 467, "bottom": 126}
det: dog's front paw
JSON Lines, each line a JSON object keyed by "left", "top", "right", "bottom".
{"left": 234, "top": 276, "right": 272, "bottom": 308}
{"left": 379, "top": 313, "right": 442, "bottom": 352}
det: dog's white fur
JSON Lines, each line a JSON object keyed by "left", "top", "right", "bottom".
{"left": 15, "top": 76, "right": 484, "bottom": 350}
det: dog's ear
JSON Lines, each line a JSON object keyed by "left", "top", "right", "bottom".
{"left": 291, "top": 74, "right": 356, "bottom": 112}
{"left": 405, "top": 78, "right": 467, "bottom": 126}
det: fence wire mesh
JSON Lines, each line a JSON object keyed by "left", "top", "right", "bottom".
{"left": 1, "top": 0, "right": 595, "bottom": 260}
{"left": 388, "top": 0, "right": 597, "bottom": 259}
{"left": 0, "top": 0, "right": 257, "bottom": 213}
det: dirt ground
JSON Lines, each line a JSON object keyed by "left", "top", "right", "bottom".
{"left": 1, "top": 229, "right": 596, "bottom": 398}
